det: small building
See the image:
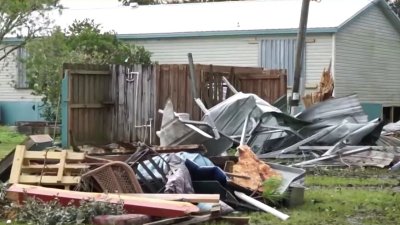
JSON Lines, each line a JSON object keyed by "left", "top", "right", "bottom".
{"left": 1, "top": 0, "right": 400, "bottom": 124}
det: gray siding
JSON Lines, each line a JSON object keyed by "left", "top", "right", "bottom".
{"left": 335, "top": 5, "right": 400, "bottom": 106}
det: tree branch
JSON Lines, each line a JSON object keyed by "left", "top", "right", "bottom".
{"left": 0, "top": 43, "right": 23, "bottom": 62}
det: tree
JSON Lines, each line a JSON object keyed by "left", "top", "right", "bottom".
{"left": 25, "top": 19, "right": 152, "bottom": 121}
{"left": 0, "top": 0, "right": 60, "bottom": 62}
{"left": 387, "top": 0, "right": 400, "bottom": 17}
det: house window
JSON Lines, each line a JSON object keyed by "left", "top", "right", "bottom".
{"left": 16, "top": 47, "right": 29, "bottom": 89}
{"left": 259, "top": 39, "right": 306, "bottom": 86}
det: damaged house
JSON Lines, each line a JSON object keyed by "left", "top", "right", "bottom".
{"left": 1, "top": 0, "right": 400, "bottom": 124}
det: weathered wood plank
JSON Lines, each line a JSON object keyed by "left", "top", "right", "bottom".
{"left": 56, "top": 150, "right": 67, "bottom": 182}
{"left": 9, "top": 145, "right": 25, "bottom": 184}
{"left": 8, "top": 184, "right": 200, "bottom": 217}
{"left": 121, "top": 194, "right": 219, "bottom": 203}
{"left": 17, "top": 175, "right": 81, "bottom": 185}
{"left": 24, "top": 151, "right": 85, "bottom": 160}
{"left": 69, "top": 70, "right": 110, "bottom": 75}
{"left": 118, "top": 65, "right": 125, "bottom": 142}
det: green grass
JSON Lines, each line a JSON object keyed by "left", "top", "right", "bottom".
{"left": 306, "top": 175, "right": 399, "bottom": 187}
{"left": 203, "top": 168, "right": 400, "bottom": 225}
{"left": 248, "top": 187, "right": 400, "bottom": 225}
{"left": 0, "top": 126, "right": 26, "bottom": 159}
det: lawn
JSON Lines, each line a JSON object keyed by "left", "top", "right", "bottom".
{"left": 0, "top": 126, "right": 26, "bottom": 159}
{"left": 207, "top": 167, "right": 400, "bottom": 225}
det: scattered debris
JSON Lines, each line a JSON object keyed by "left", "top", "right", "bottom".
{"left": 2, "top": 71, "right": 400, "bottom": 224}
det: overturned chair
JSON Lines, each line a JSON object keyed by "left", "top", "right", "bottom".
{"left": 81, "top": 161, "right": 143, "bottom": 193}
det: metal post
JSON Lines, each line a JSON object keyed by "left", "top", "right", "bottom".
{"left": 291, "top": 0, "right": 311, "bottom": 114}
{"left": 187, "top": 53, "right": 198, "bottom": 99}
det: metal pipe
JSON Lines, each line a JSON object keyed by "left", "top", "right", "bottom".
{"left": 235, "top": 191, "right": 289, "bottom": 221}
{"left": 187, "top": 53, "right": 198, "bottom": 99}
{"left": 240, "top": 115, "right": 249, "bottom": 145}
{"left": 292, "top": 146, "right": 371, "bottom": 167}
{"left": 222, "top": 76, "right": 238, "bottom": 94}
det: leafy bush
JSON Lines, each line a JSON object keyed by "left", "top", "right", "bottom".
{"left": 17, "top": 196, "right": 124, "bottom": 225}
{"left": 0, "top": 183, "right": 8, "bottom": 217}
{"left": 262, "top": 177, "right": 285, "bottom": 204}
{"left": 25, "top": 19, "right": 152, "bottom": 121}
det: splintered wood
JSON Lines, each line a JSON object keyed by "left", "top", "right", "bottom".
{"left": 232, "top": 145, "right": 281, "bottom": 192}
{"left": 302, "top": 63, "right": 334, "bottom": 108}
{"left": 9, "top": 145, "right": 88, "bottom": 189}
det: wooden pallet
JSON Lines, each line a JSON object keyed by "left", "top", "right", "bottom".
{"left": 9, "top": 145, "right": 88, "bottom": 189}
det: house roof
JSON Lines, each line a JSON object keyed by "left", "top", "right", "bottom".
{"left": 6, "top": 0, "right": 400, "bottom": 41}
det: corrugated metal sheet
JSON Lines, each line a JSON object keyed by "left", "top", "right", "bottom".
{"left": 335, "top": 4, "right": 400, "bottom": 106}
{"left": 260, "top": 39, "right": 305, "bottom": 85}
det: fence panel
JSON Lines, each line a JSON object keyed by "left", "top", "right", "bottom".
{"left": 63, "top": 63, "right": 286, "bottom": 147}
{"left": 63, "top": 64, "right": 112, "bottom": 146}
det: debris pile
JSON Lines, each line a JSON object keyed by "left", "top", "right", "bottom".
{"left": 1, "top": 78, "right": 399, "bottom": 224}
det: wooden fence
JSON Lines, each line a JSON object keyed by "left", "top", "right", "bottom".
{"left": 61, "top": 64, "right": 287, "bottom": 147}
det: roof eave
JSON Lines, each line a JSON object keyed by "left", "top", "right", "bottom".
{"left": 337, "top": 0, "right": 400, "bottom": 33}
{"left": 374, "top": 0, "right": 400, "bottom": 34}
{"left": 117, "top": 28, "right": 337, "bottom": 40}
{"left": 2, "top": 28, "right": 337, "bottom": 43}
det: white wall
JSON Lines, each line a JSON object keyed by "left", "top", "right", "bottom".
{"left": 0, "top": 46, "right": 41, "bottom": 102}
{"left": 134, "top": 36, "right": 259, "bottom": 67}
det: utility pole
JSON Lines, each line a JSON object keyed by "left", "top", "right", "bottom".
{"left": 290, "top": 0, "right": 311, "bottom": 114}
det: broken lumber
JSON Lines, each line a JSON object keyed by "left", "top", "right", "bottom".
{"left": 121, "top": 193, "right": 220, "bottom": 203}
{"left": 9, "top": 145, "right": 86, "bottom": 189}
{"left": 7, "top": 184, "right": 200, "bottom": 218}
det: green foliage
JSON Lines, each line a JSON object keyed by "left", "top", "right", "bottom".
{"left": 17, "top": 196, "right": 124, "bottom": 225}
{"left": 0, "top": 0, "right": 61, "bottom": 61}
{"left": 0, "top": 183, "right": 8, "bottom": 218}
{"left": 262, "top": 177, "right": 285, "bottom": 204}
{"left": 25, "top": 19, "right": 152, "bottom": 121}
{"left": 387, "top": 0, "right": 400, "bottom": 17}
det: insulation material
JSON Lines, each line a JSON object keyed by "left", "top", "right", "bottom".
{"left": 232, "top": 145, "right": 281, "bottom": 192}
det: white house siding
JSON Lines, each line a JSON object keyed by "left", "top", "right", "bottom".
{"left": 134, "top": 34, "right": 332, "bottom": 88}
{"left": 134, "top": 36, "right": 259, "bottom": 67}
{"left": 0, "top": 47, "right": 41, "bottom": 102}
{"left": 335, "top": 5, "right": 400, "bottom": 106}
{"left": 304, "top": 34, "right": 333, "bottom": 86}
{"left": 0, "top": 47, "right": 43, "bottom": 124}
